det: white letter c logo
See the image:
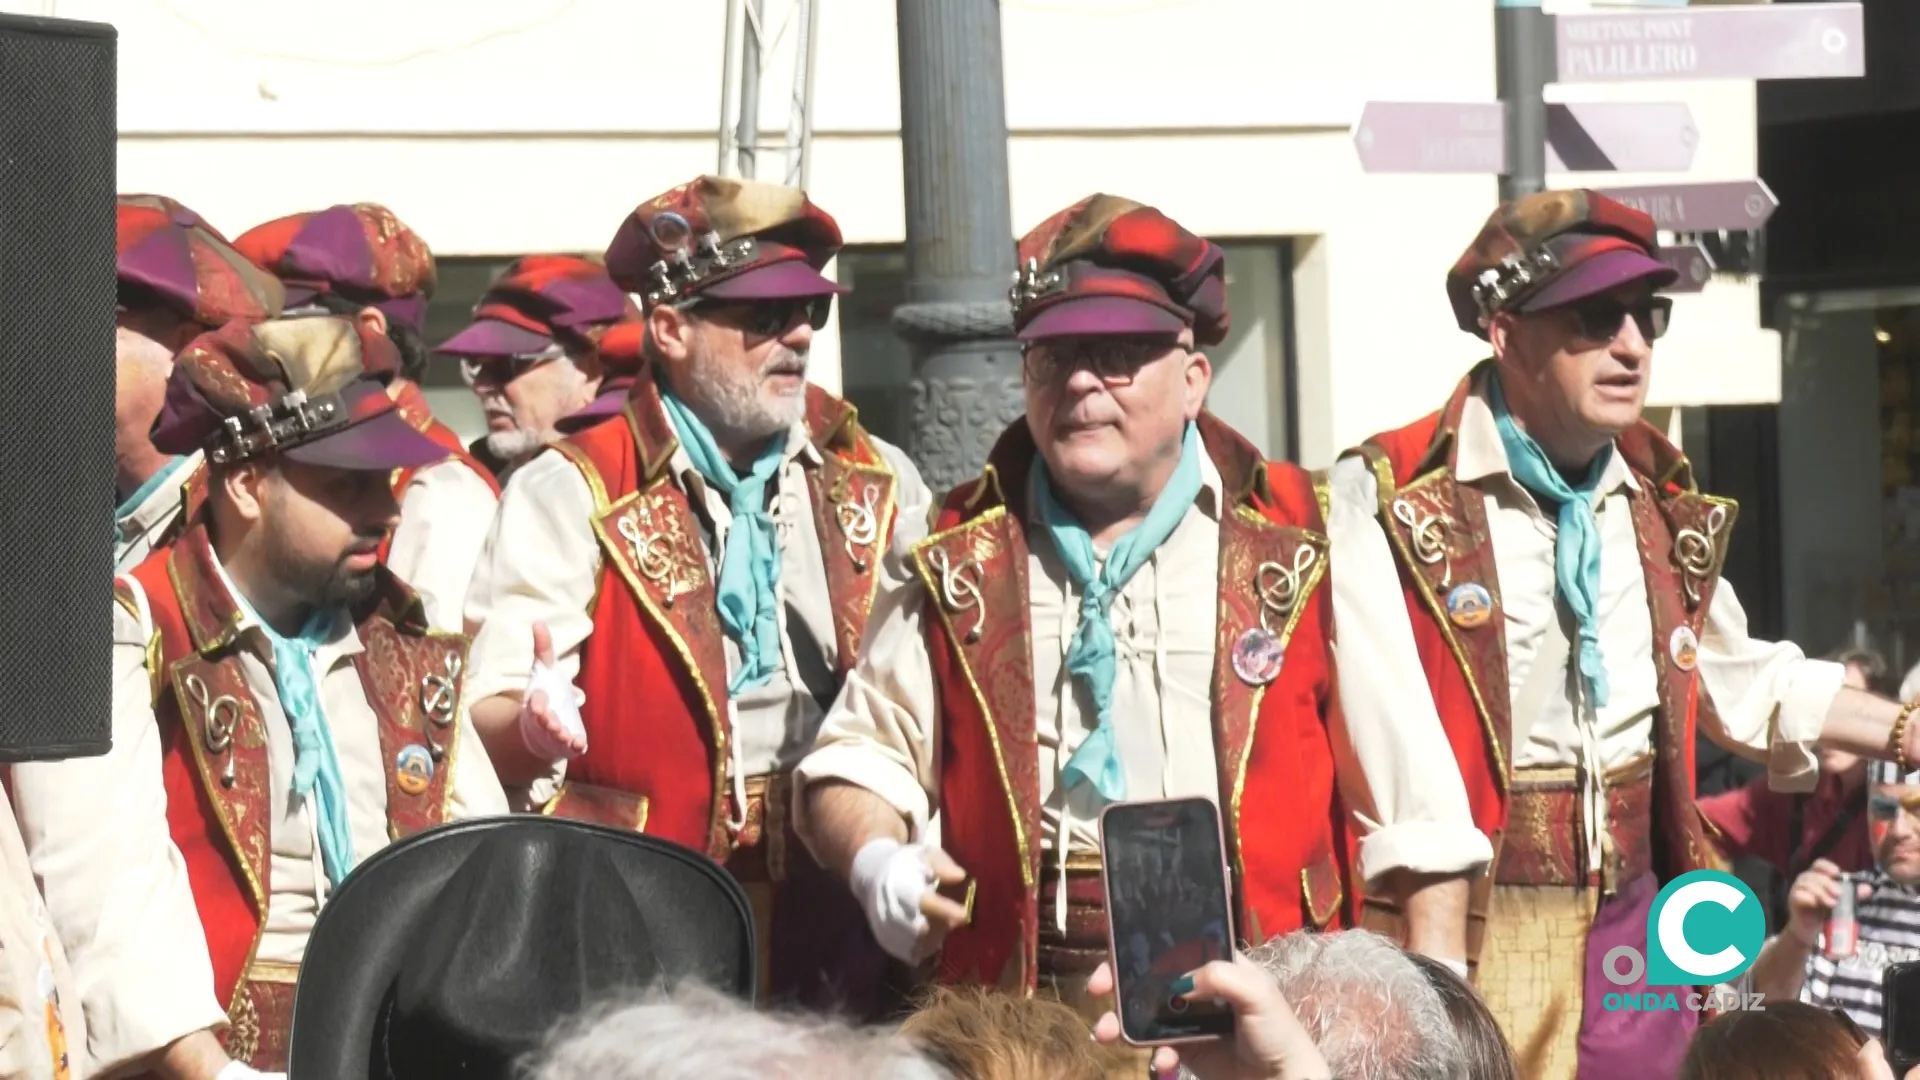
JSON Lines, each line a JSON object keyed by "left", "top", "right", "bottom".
{"left": 1658, "top": 879, "right": 1749, "bottom": 977}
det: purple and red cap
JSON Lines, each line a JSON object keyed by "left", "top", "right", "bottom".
{"left": 233, "top": 203, "right": 437, "bottom": 333}
{"left": 1010, "top": 194, "right": 1229, "bottom": 347}
{"left": 1448, "top": 189, "right": 1679, "bottom": 338}
{"left": 151, "top": 316, "right": 449, "bottom": 472}
{"left": 436, "top": 254, "right": 638, "bottom": 360}
{"left": 554, "top": 321, "right": 647, "bottom": 435}
{"left": 604, "top": 175, "right": 846, "bottom": 309}
{"left": 117, "top": 194, "right": 285, "bottom": 327}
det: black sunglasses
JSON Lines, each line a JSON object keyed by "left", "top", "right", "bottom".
{"left": 1564, "top": 295, "right": 1672, "bottom": 344}
{"left": 683, "top": 295, "right": 832, "bottom": 338}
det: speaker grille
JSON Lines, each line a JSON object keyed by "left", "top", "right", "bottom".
{"left": 0, "top": 15, "right": 116, "bottom": 761}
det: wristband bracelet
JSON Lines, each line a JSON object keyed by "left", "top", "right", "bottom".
{"left": 1894, "top": 700, "right": 1919, "bottom": 772}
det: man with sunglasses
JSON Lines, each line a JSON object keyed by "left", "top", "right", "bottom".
{"left": 795, "top": 194, "right": 1351, "bottom": 1001}
{"left": 235, "top": 204, "right": 500, "bottom": 633}
{"left": 443, "top": 254, "right": 636, "bottom": 472}
{"left": 461, "top": 176, "right": 932, "bottom": 1016}
{"left": 1328, "top": 189, "right": 1920, "bottom": 1076}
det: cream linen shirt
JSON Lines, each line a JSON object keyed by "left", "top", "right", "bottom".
{"left": 462, "top": 421, "right": 933, "bottom": 792}
{"left": 1327, "top": 385, "right": 1846, "bottom": 884}
{"left": 385, "top": 459, "right": 499, "bottom": 634}
{"left": 795, "top": 453, "right": 1228, "bottom": 857}
{"left": 113, "top": 451, "right": 200, "bottom": 575}
{"left": 0, "top": 797, "right": 83, "bottom": 1080}
{"left": 10, "top": 568, "right": 508, "bottom": 1078}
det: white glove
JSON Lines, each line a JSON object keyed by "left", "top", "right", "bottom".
{"left": 216, "top": 1063, "right": 284, "bottom": 1080}
{"left": 851, "top": 838, "right": 936, "bottom": 962}
{"left": 519, "top": 657, "right": 588, "bottom": 761}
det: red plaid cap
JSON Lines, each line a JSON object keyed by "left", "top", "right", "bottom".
{"left": 435, "top": 254, "right": 639, "bottom": 359}
{"left": 604, "top": 175, "right": 845, "bottom": 307}
{"left": 233, "top": 203, "right": 438, "bottom": 332}
{"left": 151, "top": 315, "right": 445, "bottom": 472}
{"left": 1447, "top": 189, "right": 1678, "bottom": 338}
{"left": 1011, "top": 194, "right": 1229, "bottom": 347}
{"left": 116, "top": 194, "right": 285, "bottom": 327}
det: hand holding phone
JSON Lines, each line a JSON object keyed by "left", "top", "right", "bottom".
{"left": 1099, "top": 797, "right": 1237, "bottom": 1046}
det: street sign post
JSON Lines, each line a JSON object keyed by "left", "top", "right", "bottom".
{"left": 1596, "top": 180, "right": 1779, "bottom": 232}
{"left": 1658, "top": 243, "right": 1715, "bottom": 294}
{"left": 1555, "top": 2, "right": 1864, "bottom": 83}
{"left": 1353, "top": 101, "right": 1698, "bottom": 175}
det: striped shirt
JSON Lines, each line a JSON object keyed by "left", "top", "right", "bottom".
{"left": 1799, "top": 873, "right": 1920, "bottom": 1036}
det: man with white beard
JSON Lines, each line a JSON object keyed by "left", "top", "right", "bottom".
{"left": 444, "top": 255, "right": 635, "bottom": 473}
{"left": 462, "top": 177, "right": 933, "bottom": 1017}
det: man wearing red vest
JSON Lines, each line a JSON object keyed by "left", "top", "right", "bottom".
{"left": 795, "top": 195, "right": 1350, "bottom": 1001}
{"left": 12, "top": 315, "right": 508, "bottom": 1079}
{"left": 235, "top": 204, "right": 499, "bottom": 634}
{"left": 1327, "top": 190, "right": 1920, "bottom": 1076}
{"left": 438, "top": 254, "right": 633, "bottom": 476}
{"left": 461, "top": 176, "right": 932, "bottom": 1015}
{"left": 114, "top": 194, "right": 285, "bottom": 571}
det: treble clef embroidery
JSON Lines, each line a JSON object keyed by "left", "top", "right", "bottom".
{"left": 619, "top": 509, "right": 683, "bottom": 608}
{"left": 1254, "top": 545, "right": 1319, "bottom": 633}
{"left": 926, "top": 546, "right": 984, "bottom": 644}
{"left": 419, "top": 651, "right": 462, "bottom": 759}
{"left": 837, "top": 482, "right": 882, "bottom": 573}
{"left": 1392, "top": 498, "right": 1452, "bottom": 588}
{"left": 183, "top": 672, "right": 242, "bottom": 788}
{"left": 1674, "top": 503, "right": 1729, "bottom": 608}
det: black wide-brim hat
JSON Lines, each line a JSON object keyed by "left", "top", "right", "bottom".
{"left": 288, "top": 817, "right": 756, "bottom": 1080}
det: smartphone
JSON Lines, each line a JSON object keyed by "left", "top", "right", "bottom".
{"left": 1885, "top": 961, "right": 1920, "bottom": 1072}
{"left": 1099, "top": 797, "right": 1237, "bottom": 1046}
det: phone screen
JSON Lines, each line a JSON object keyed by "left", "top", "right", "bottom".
{"left": 1885, "top": 961, "right": 1920, "bottom": 1068}
{"left": 1100, "top": 798, "right": 1237, "bottom": 1045}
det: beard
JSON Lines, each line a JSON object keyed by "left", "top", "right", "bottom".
{"left": 485, "top": 427, "right": 547, "bottom": 464}
{"left": 679, "top": 338, "right": 808, "bottom": 444}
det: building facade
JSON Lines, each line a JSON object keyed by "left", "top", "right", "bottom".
{"left": 67, "top": 0, "right": 1778, "bottom": 468}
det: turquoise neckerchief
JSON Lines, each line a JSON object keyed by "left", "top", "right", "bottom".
{"left": 661, "top": 388, "right": 787, "bottom": 694}
{"left": 225, "top": 579, "right": 357, "bottom": 888}
{"left": 1486, "top": 372, "right": 1612, "bottom": 708}
{"left": 114, "top": 455, "right": 188, "bottom": 541}
{"left": 1031, "top": 421, "right": 1205, "bottom": 803}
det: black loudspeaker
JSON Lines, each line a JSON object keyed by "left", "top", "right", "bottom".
{"left": 0, "top": 14, "right": 116, "bottom": 762}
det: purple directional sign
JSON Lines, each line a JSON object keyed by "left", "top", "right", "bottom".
{"left": 1556, "top": 2, "right": 1865, "bottom": 83}
{"left": 1352, "top": 102, "right": 1506, "bottom": 174}
{"left": 1353, "top": 101, "right": 1697, "bottom": 174}
{"left": 1657, "top": 243, "right": 1715, "bottom": 294}
{"left": 1596, "top": 180, "right": 1780, "bottom": 232}
{"left": 1545, "top": 102, "right": 1697, "bottom": 173}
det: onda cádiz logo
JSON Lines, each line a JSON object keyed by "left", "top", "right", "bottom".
{"left": 1600, "top": 870, "right": 1769, "bottom": 1014}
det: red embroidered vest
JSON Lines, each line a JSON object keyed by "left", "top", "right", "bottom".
{"left": 377, "top": 382, "right": 502, "bottom": 563}
{"left": 920, "top": 414, "right": 1352, "bottom": 990}
{"left": 120, "top": 525, "right": 466, "bottom": 1065}
{"left": 546, "top": 367, "right": 900, "bottom": 859}
{"left": 1356, "top": 363, "right": 1731, "bottom": 957}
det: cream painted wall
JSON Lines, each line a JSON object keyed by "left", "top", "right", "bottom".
{"left": 43, "top": 0, "right": 1779, "bottom": 465}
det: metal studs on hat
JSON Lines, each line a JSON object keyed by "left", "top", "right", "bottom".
{"left": 394, "top": 743, "right": 434, "bottom": 796}
{"left": 1008, "top": 256, "right": 1064, "bottom": 314}
{"left": 1669, "top": 626, "right": 1699, "bottom": 672}
{"left": 642, "top": 231, "right": 761, "bottom": 307}
{"left": 1470, "top": 247, "right": 1559, "bottom": 325}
